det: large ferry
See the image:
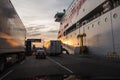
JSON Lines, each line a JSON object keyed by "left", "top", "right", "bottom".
{"left": 55, "top": 0, "right": 120, "bottom": 59}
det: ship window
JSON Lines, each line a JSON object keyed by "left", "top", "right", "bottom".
{"left": 88, "top": 26, "right": 89, "bottom": 30}
{"left": 113, "top": 13, "right": 118, "bottom": 19}
{"left": 98, "top": 21, "right": 100, "bottom": 25}
{"left": 83, "top": 9, "right": 85, "bottom": 12}
{"left": 105, "top": 17, "right": 108, "bottom": 22}
{"left": 65, "top": 24, "right": 76, "bottom": 35}
{"left": 92, "top": 24, "right": 94, "bottom": 28}
{"left": 76, "top": 22, "right": 80, "bottom": 28}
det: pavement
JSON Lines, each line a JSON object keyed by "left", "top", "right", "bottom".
{"left": 0, "top": 54, "right": 120, "bottom": 80}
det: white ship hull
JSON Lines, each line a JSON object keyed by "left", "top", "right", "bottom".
{"left": 56, "top": 0, "right": 120, "bottom": 59}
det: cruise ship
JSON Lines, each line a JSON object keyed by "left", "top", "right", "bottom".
{"left": 55, "top": 0, "right": 120, "bottom": 59}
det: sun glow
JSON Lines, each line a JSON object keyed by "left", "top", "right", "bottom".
{"left": 0, "top": 32, "right": 20, "bottom": 47}
{"left": 62, "top": 40, "right": 74, "bottom": 46}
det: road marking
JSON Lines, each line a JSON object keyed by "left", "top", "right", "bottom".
{"left": 47, "top": 57, "right": 73, "bottom": 74}
{"left": 0, "top": 70, "right": 14, "bottom": 80}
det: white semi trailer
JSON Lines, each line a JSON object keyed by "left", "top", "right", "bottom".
{"left": 0, "top": 0, "right": 26, "bottom": 72}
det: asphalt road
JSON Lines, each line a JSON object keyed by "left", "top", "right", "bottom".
{"left": 0, "top": 54, "right": 120, "bottom": 80}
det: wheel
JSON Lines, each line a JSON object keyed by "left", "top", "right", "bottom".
{"left": 17, "top": 53, "right": 26, "bottom": 62}
{"left": 0, "top": 57, "right": 6, "bottom": 73}
{"left": 35, "top": 56, "right": 37, "bottom": 59}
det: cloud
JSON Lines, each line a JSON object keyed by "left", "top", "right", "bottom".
{"left": 27, "top": 33, "right": 41, "bottom": 37}
{"left": 47, "top": 29, "right": 58, "bottom": 33}
{"left": 11, "top": 0, "right": 73, "bottom": 40}
{"left": 26, "top": 25, "right": 46, "bottom": 31}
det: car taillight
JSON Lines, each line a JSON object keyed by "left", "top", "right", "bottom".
{"left": 35, "top": 52, "right": 38, "bottom": 55}
{"left": 43, "top": 52, "right": 46, "bottom": 55}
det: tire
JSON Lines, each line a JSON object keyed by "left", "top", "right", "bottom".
{"left": 17, "top": 53, "right": 25, "bottom": 62}
{"left": 0, "top": 57, "right": 6, "bottom": 73}
{"left": 35, "top": 56, "right": 38, "bottom": 59}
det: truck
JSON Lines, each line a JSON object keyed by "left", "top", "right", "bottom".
{"left": 0, "top": 0, "right": 26, "bottom": 72}
{"left": 25, "top": 39, "right": 42, "bottom": 56}
{"left": 25, "top": 40, "right": 32, "bottom": 56}
{"left": 45, "top": 40, "right": 62, "bottom": 56}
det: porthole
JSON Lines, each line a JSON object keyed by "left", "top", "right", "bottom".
{"left": 83, "top": 9, "right": 85, "bottom": 12}
{"left": 92, "top": 24, "right": 94, "bottom": 28}
{"left": 105, "top": 17, "right": 108, "bottom": 22}
{"left": 88, "top": 26, "right": 89, "bottom": 30}
{"left": 98, "top": 21, "right": 100, "bottom": 25}
{"left": 113, "top": 13, "right": 118, "bottom": 19}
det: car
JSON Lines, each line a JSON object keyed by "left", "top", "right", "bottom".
{"left": 34, "top": 49, "right": 46, "bottom": 59}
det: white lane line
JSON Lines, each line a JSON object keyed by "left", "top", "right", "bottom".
{"left": 0, "top": 70, "right": 14, "bottom": 80}
{"left": 47, "top": 57, "right": 73, "bottom": 74}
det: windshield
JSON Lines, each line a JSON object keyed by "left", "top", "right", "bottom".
{"left": 0, "top": 0, "right": 120, "bottom": 80}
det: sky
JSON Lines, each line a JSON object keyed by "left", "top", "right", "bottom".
{"left": 10, "top": 0, "right": 73, "bottom": 43}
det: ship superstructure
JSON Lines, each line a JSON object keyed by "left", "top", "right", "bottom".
{"left": 55, "top": 0, "right": 120, "bottom": 58}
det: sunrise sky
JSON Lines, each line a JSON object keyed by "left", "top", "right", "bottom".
{"left": 11, "top": 0, "right": 73, "bottom": 42}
